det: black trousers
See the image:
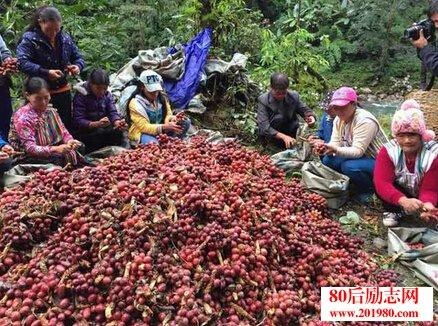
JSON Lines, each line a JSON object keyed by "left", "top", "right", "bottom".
{"left": 75, "top": 126, "right": 126, "bottom": 154}
{"left": 260, "top": 117, "right": 299, "bottom": 149}
{"left": 51, "top": 90, "right": 73, "bottom": 133}
{"left": 0, "top": 158, "right": 12, "bottom": 189}
{"left": 0, "top": 85, "right": 12, "bottom": 141}
{"left": 0, "top": 158, "right": 11, "bottom": 172}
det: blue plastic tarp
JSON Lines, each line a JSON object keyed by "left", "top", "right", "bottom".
{"left": 164, "top": 28, "right": 212, "bottom": 109}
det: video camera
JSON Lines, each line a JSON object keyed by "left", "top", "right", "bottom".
{"left": 404, "top": 19, "right": 436, "bottom": 42}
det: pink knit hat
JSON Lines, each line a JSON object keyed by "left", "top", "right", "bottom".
{"left": 391, "top": 99, "right": 436, "bottom": 142}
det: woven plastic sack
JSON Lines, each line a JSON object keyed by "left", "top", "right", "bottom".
{"left": 388, "top": 227, "right": 438, "bottom": 290}
{"left": 301, "top": 161, "right": 350, "bottom": 209}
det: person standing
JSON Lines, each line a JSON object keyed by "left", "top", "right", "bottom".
{"left": 17, "top": 5, "right": 85, "bottom": 132}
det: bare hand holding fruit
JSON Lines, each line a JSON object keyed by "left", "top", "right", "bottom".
{"left": 323, "top": 143, "right": 337, "bottom": 156}
{"left": 114, "top": 119, "right": 128, "bottom": 130}
{"left": 171, "top": 112, "right": 188, "bottom": 126}
{"left": 1, "top": 145, "right": 14, "bottom": 155}
{"left": 48, "top": 69, "right": 64, "bottom": 81}
{"left": 313, "top": 142, "right": 326, "bottom": 156}
{"left": 163, "top": 122, "right": 183, "bottom": 134}
{"left": 398, "top": 197, "right": 423, "bottom": 214}
{"left": 420, "top": 203, "right": 438, "bottom": 222}
{"left": 99, "top": 117, "right": 111, "bottom": 128}
{"left": 67, "top": 140, "right": 82, "bottom": 150}
{"left": 66, "top": 65, "right": 80, "bottom": 75}
{"left": 52, "top": 144, "right": 71, "bottom": 155}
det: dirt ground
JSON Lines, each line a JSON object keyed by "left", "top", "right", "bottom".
{"left": 330, "top": 200, "right": 438, "bottom": 315}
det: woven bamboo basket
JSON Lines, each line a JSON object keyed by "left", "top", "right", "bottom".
{"left": 405, "top": 89, "right": 438, "bottom": 135}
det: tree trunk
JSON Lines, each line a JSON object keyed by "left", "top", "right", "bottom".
{"left": 296, "top": 0, "right": 302, "bottom": 29}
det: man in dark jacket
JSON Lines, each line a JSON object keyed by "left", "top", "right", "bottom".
{"left": 73, "top": 69, "right": 128, "bottom": 153}
{"left": 257, "top": 72, "right": 316, "bottom": 149}
{"left": 412, "top": 1, "right": 438, "bottom": 77}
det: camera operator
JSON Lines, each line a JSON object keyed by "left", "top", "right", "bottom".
{"left": 411, "top": 1, "right": 438, "bottom": 77}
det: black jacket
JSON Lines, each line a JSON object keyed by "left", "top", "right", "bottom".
{"left": 17, "top": 28, "right": 85, "bottom": 90}
{"left": 257, "top": 90, "right": 314, "bottom": 137}
{"left": 419, "top": 44, "right": 438, "bottom": 76}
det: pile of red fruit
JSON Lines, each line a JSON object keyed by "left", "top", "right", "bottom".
{"left": 0, "top": 57, "right": 19, "bottom": 75}
{"left": 408, "top": 242, "right": 425, "bottom": 250}
{"left": 0, "top": 135, "right": 420, "bottom": 325}
{"left": 174, "top": 112, "right": 188, "bottom": 126}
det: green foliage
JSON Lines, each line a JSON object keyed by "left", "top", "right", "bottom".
{"left": 253, "top": 28, "right": 330, "bottom": 107}
{"left": 0, "top": 0, "right": 183, "bottom": 73}
{"left": 232, "top": 110, "right": 257, "bottom": 140}
{"left": 0, "top": 0, "right": 431, "bottom": 116}
{"left": 326, "top": 59, "right": 376, "bottom": 89}
{"left": 275, "top": 0, "right": 349, "bottom": 35}
{"left": 175, "top": 0, "right": 263, "bottom": 58}
{"left": 386, "top": 53, "right": 421, "bottom": 80}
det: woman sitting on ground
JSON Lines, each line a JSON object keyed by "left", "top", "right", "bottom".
{"left": 374, "top": 100, "right": 437, "bottom": 227}
{"left": 9, "top": 77, "right": 82, "bottom": 166}
{"left": 321, "top": 87, "right": 388, "bottom": 204}
{"left": 127, "top": 70, "right": 190, "bottom": 145}
{"left": 73, "top": 68, "right": 128, "bottom": 153}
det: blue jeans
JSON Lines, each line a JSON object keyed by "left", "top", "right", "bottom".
{"left": 140, "top": 119, "right": 191, "bottom": 145}
{"left": 322, "top": 155, "right": 375, "bottom": 194}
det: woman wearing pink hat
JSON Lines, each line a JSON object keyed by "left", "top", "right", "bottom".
{"left": 321, "top": 87, "right": 388, "bottom": 203}
{"left": 374, "top": 100, "right": 437, "bottom": 227}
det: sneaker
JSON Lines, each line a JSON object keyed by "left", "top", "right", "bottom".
{"left": 382, "top": 212, "right": 401, "bottom": 227}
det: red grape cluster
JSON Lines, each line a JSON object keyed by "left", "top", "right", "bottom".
{"left": 372, "top": 269, "right": 401, "bottom": 287}
{"left": 264, "top": 290, "right": 302, "bottom": 325}
{"left": 0, "top": 57, "right": 18, "bottom": 75}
